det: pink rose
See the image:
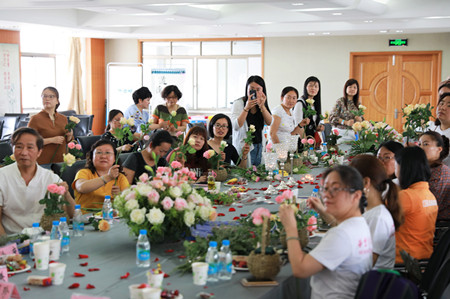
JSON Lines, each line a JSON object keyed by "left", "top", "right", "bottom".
{"left": 125, "top": 191, "right": 136, "bottom": 201}
{"left": 162, "top": 177, "right": 170, "bottom": 185}
{"left": 174, "top": 198, "right": 188, "bottom": 211}
{"left": 188, "top": 171, "right": 197, "bottom": 181}
{"left": 266, "top": 143, "right": 272, "bottom": 152}
{"left": 57, "top": 185, "right": 66, "bottom": 195}
{"left": 203, "top": 151, "right": 211, "bottom": 159}
{"left": 139, "top": 173, "right": 149, "bottom": 183}
{"left": 332, "top": 129, "right": 339, "bottom": 136}
{"left": 150, "top": 180, "right": 164, "bottom": 189}
{"left": 75, "top": 144, "right": 82, "bottom": 150}
{"left": 307, "top": 215, "right": 318, "bottom": 232}
{"left": 67, "top": 142, "right": 75, "bottom": 149}
{"left": 143, "top": 135, "right": 150, "bottom": 141}
{"left": 175, "top": 131, "right": 184, "bottom": 137}
{"left": 47, "top": 184, "right": 59, "bottom": 194}
{"left": 301, "top": 138, "right": 307, "bottom": 144}
{"left": 282, "top": 189, "right": 293, "bottom": 200}
{"left": 255, "top": 176, "right": 260, "bottom": 182}
{"left": 252, "top": 165, "right": 257, "bottom": 172}
{"left": 171, "top": 161, "right": 182, "bottom": 169}
{"left": 161, "top": 197, "right": 174, "bottom": 210}
{"left": 307, "top": 139, "right": 315, "bottom": 145}
{"left": 147, "top": 190, "right": 160, "bottom": 204}
{"left": 275, "top": 195, "right": 285, "bottom": 204}
{"left": 251, "top": 207, "right": 271, "bottom": 225}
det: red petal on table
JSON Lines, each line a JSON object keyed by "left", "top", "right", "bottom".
{"left": 240, "top": 214, "right": 248, "bottom": 217}
{"left": 86, "top": 284, "right": 96, "bottom": 289}
{"left": 73, "top": 272, "right": 85, "bottom": 277}
{"left": 8, "top": 273, "right": 15, "bottom": 277}
{"left": 138, "top": 283, "right": 148, "bottom": 289}
{"left": 260, "top": 187, "right": 267, "bottom": 191}
{"left": 233, "top": 217, "right": 240, "bottom": 220}
{"left": 271, "top": 180, "right": 275, "bottom": 183}
{"left": 212, "top": 206, "right": 217, "bottom": 209}
{"left": 120, "top": 272, "right": 130, "bottom": 279}
{"left": 254, "top": 192, "right": 259, "bottom": 194}
{"left": 68, "top": 283, "right": 80, "bottom": 289}
{"left": 167, "top": 283, "right": 171, "bottom": 286}
{"left": 164, "top": 249, "right": 174, "bottom": 253}
{"left": 203, "top": 286, "right": 208, "bottom": 289}
{"left": 178, "top": 255, "right": 186, "bottom": 259}
{"left": 80, "top": 262, "right": 88, "bottom": 267}
{"left": 49, "top": 261, "right": 56, "bottom": 264}
{"left": 164, "top": 273, "right": 170, "bottom": 278}
{"left": 264, "top": 196, "right": 271, "bottom": 199}
{"left": 154, "top": 257, "right": 160, "bottom": 262}
{"left": 23, "top": 287, "right": 30, "bottom": 291}
{"left": 26, "top": 270, "right": 32, "bottom": 273}
{"left": 298, "top": 186, "right": 303, "bottom": 188}
{"left": 88, "top": 268, "right": 100, "bottom": 272}
{"left": 217, "top": 213, "right": 225, "bottom": 217}
{"left": 228, "top": 208, "right": 236, "bottom": 212}
{"left": 78, "top": 254, "right": 89, "bottom": 259}
{"left": 237, "top": 205, "right": 243, "bottom": 208}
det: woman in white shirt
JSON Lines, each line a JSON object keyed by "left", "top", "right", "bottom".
{"left": 269, "top": 86, "right": 302, "bottom": 144}
{"left": 279, "top": 165, "right": 372, "bottom": 299}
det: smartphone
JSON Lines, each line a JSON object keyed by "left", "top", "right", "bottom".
{"left": 250, "top": 89, "right": 257, "bottom": 100}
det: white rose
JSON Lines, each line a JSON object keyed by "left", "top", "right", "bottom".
{"left": 119, "top": 117, "right": 128, "bottom": 125}
{"left": 358, "top": 104, "right": 367, "bottom": 110}
{"left": 249, "top": 124, "right": 256, "bottom": 133}
{"left": 361, "top": 120, "right": 371, "bottom": 129}
{"left": 220, "top": 140, "right": 228, "bottom": 148}
{"left": 181, "top": 182, "right": 192, "bottom": 196}
{"left": 306, "top": 99, "right": 315, "bottom": 105}
{"left": 171, "top": 111, "right": 177, "bottom": 117}
{"left": 420, "top": 103, "right": 426, "bottom": 109}
{"left": 169, "top": 186, "right": 182, "bottom": 199}
{"left": 125, "top": 199, "right": 139, "bottom": 211}
{"left": 69, "top": 116, "right": 80, "bottom": 124}
{"left": 135, "top": 184, "right": 153, "bottom": 196}
{"left": 113, "top": 196, "right": 125, "bottom": 210}
{"left": 352, "top": 122, "right": 362, "bottom": 131}
{"left": 146, "top": 207, "right": 165, "bottom": 225}
{"left": 403, "top": 106, "right": 412, "bottom": 116}
{"left": 188, "top": 138, "right": 195, "bottom": 146}
{"left": 127, "top": 117, "right": 135, "bottom": 127}
{"left": 184, "top": 211, "right": 195, "bottom": 227}
{"left": 197, "top": 205, "right": 211, "bottom": 221}
{"left": 63, "top": 153, "right": 76, "bottom": 166}
{"left": 130, "top": 208, "right": 146, "bottom": 225}
{"left": 187, "top": 201, "right": 196, "bottom": 211}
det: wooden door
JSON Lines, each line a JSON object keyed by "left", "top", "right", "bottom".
{"left": 351, "top": 51, "right": 441, "bottom": 132}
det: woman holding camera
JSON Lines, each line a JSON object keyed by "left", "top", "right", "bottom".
{"left": 231, "top": 75, "right": 272, "bottom": 166}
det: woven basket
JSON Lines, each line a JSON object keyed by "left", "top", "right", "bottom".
{"left": 40, "top": 212, "right": 68, "bottom": 232}
{"left": 280, "top": 228, "right": 309, "bottom": 249}
{"left": 284, "top": 157, "right": 303, "bottom": 173}
{"left": 247, "top": 217, "right": 281, "bottom": 280}
{"left": 213, "top": 168, "right": 228, "bottom": 182}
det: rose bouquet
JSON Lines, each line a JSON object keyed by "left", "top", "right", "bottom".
{"left": 402, "top": 103, "right": 433, "bottom": 142}
{"left": 113, "top": 166, "right": 217, "bottom": 243}
{"left": 244, "top": 124, "right": 256, "bottom": 145}
{"left": 39, "top": 184, "right": 68, "bottom": 216}
{"left": 67, "top": 141, "right": 83, "bottom": 159}
{"left": 65, "top": 115, "right": 80, "bottom": 131}
{"left": 203, "top": 141, "right": 227, "bottom": 170}
{"left": 372, "top": 121, "right": 402, "bottom": 144}
{"left": 303, "top": 99, "right": 316, "bottom": 118}
{"left": 349, "top": 121, "right": 377, "bottom": 156}
{"left": 351, "top": 104, "right": 367, "bottom": 117}
{"left": 325, "top": 129, "right": 342, "bottom": 147}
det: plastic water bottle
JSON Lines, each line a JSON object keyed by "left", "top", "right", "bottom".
{"left": 218, "top": 240, "right": 233, "bottom": 280}
{"left": 309, "top": 188, "right": 320, "bottom": 217}
{"left": 50, "top": 220, "right": 61, "bottom": 240}
{"left": 322, "top": 142, "right": 328, "bottom": 155}
{"left": 205, "top": 241, "right": 219, "bottom": 282}
{"left": 29, "top": 222, "right": 41, "bottom": 258}
{"left": 59, "top": 217, "right": 70, "bottom": 253}
{"left": 136, "top": 229, "right": 150, "bottom": 267}
{"left": 308, "top": 147, "right": 315, "bottom": 157}
{"left": 73, "top": 204, "right": 85, "bottom": 237}
{"left": 102, "top": 195, "right": 113, "bottom": 225}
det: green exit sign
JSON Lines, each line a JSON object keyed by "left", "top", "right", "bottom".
{"left": 389, "top": 39, "right": 408, "bottom": 46}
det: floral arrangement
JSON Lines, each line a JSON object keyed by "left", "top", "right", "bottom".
{"left": 321, "top": 153, "right": 344, "bottom": 167}
{"left": 203, "top": 141, "right": 227, "bottom": 169}
{"left": 113, "top": 117, "right": 135, "bottom": 148}
{"left": 168, "top": 133, "right": 197, "bottom": 164}
{"left": 244, "top": 124, "right": 256, "bottom": 145}
{"left": 402, "top": 103, "right": 433, "bottom": 142}
{"left": 325, "top": 129, "right": 342, "bottom": 146}
{"left": 351, "top": 104, "right": 367, "bottom": 117}
{"left": 1, "top": 154, "right": 15, "bottom": 166}
{"left": 372, "top": 121, "right": 402, "bottom": 144}
{"left": 113, "top": 166, "right": 217, "bottom": 243}
{"left": 303, "top": 99, "right": 316, "bottom": 118}
{"left": 350, "top": 121, "right": 377, "bottom": 155}
{"left": 67, "top": 141, "right": 83, "bottom": 159}
{"left": 65, "top": 115, "right": 80, "bottom": 131}
{"left": 39, "top": 184, "right": 68, "bottom": 216}
{"left": 229, "top": 164, "right": 266, "bottom": 182}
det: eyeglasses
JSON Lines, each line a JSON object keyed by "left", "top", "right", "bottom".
{"left": 284, "top": 95, "right": 297, "bottom": 100}
{"left": 214, "top": 124, "right": 229, "bottom": 129}
{"left": 165, "top": 96, "right": 178, "bottom": 100}
{"left": 94, "top": 151, "right": 114, "bottom": 156}
{"left": 42, "top": 94, "right": 56, "bottom": 99}
{"left": 319, "top": 187, "right": 355, "bottom": 198}
{"left": 377, "top": 156, "right": 394, "bottom": 163}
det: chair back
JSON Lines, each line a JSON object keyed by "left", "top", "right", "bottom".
{"left": 118, "top": 152, "right": 133, "bottom": 165}
{"left": 421, "top": 228, "right": 450, "bottom": 291}
{"left": 5, "top": 113, "right": 29, "bottom": 129}
{"left": 427, "top": 255, "right": 450, "bottom": 299}
{"left": 59, "top": 110, "right": 77, "bottom": 116}
{"left": 51, "top": 160, "right": 86, "bottom": 197}
{"left": 0, "top": 141, "right": 13, "bottom": 163}
{"left": 77, "top": 135, "right": 102, "bottom": 159}
{"left": 17, "top": 120, "right": 29, "bottom": 128}
{"left": 70, "top": 116, "right": 91, "bottom": 137}
{"left": 0, "top": 116, "right": 20, "bottom": 140}
{"left": 354, "top": 270, "right": 419, "bottom": 299}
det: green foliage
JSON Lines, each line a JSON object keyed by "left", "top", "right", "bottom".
{"left": 195, "top": 188, "right": 237, "bottom": 205}
{"left": 228, "top": 164, "right": 267, "bottom": 181}
{"left": 402, "top": 103, "right": 433, "bottom": 141}
{"left": 39, "top": 191, "right": 69, "bottom": 216}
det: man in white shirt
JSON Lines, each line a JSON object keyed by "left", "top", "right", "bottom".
{"left": 0, "top": 127, "right": 75, "bottom": 235}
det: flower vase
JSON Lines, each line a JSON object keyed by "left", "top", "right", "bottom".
{"left": 40, "top": 212, "right": 68, "bottom": 232}
{"left": 213, "top": 168, "right": 228, "bottom": 182}
{"left": 279, "top": 228, "right": 309, "bottom": 249}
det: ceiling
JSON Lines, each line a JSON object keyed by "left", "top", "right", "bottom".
{"left": 0, "top": 0, "right": 449, "bottom": 39}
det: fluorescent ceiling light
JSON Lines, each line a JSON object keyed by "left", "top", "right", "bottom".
{"left": 332, "top": 13, "right": 342, "bottom": 16}
{"left": 256, "top": 22, "right": 273, "bottom": 25}
{"left": 147, "top": 3, "right": 193, "bottom": 6}
{"left": 292, "top": 3, "right": 304, "bottom": 6}
{"left": 424, "top": 16, "right": 450, "bottom": 19}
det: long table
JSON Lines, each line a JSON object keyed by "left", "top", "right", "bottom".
{"left": 9, "top": 168, "right": 325, "bottom": 299}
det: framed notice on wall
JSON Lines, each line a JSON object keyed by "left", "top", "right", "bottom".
{"left": 0, "top": 43, "right": 21, "bottom": 114}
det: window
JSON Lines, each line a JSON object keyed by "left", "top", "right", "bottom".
{"left": 140, "top": 39, "right": 263, "bottom": 112}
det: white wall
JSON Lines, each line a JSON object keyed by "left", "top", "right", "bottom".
{"left": 105, "top": 33, "right": 450, "bottom": 114}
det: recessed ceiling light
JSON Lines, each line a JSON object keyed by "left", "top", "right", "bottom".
{"left": 323, "top": 32, "right": 330, "bottom": 35}
{"left": 308, "top": 33, "right": 315, "bottom": 36}
{"left": 424, "top": 16, "right": 450, "bottom": 19}
{"left": 256, "top": 22, "right": 273, "bottom": 25}
{"left": 379, "top": 30, "right": 388, "bottom": 33}
{"left": 292, "top": 3, "right": 304, "bottom": 6}
{"left": 147, "top": 3, "right": 193, "bottom": 6}
{"left": 364, "top": 20, "right": 373, "bottom": 23}
{"left": 332, "top": 13, "right": 342, "bottom": 16}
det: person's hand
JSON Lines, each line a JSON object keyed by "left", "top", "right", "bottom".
{"left": 307, "top": 196, "right": 325, "bottom": 214}
{"left": 300, "top": 118, "right": 310, "bottom": 127}
{"left": 244, "top": 97, "right": 258, "bottom": 111}
{"left": 65, "top": 130, "right": 73, "bottom": 141}
{"left": 257, "top": 91, "right": 267, "bottom": 109}
{"left": 242, "top": 143, "right": 251, "bottom": 156}
{"left": 168, "top": 125, "right": 177, "bottom": 133}
{"left": 121, "top": 144, "right": 133, "bottom": 152}
{"left": 345, "top": 119, "right": 355, "bottom": 127}
{"left": 58, "top": 182, "right": 69, "bottom": 194}
{"left": 52, "top": 136, "right": 65, "bottom": 144}
{"left": 220, "top": 151, "right": 226, "bottom": 161}
{"left": 355, "top": 116, "right": 363, "bottom": 122}
{"left": 197, "top": 175, "right": 207, "bottom": 183}
{"left": 111, "top": 185, "right": 121, "bottom": 196}
{"left": 278, "top": 204, "right": 298, "bottom": 235}
{"left": 316, "top": 124, "right": 325, "bottom": 132}
{"left": 159, "top": 121, "right": 169, "bottom": 130}
{"left": 107, "top": 164, "right": 120, "bottom": 180}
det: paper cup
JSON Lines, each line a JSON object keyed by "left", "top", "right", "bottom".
{"left": 147, "top": 271, "right": 164, "bottom": 288}
{"left": 129, "top": 284, "right": 151, "bottom": 299}
{"left": 48, "top": 239, "right": 60, "bottom": 261}
{"left": 49, "top": 262, "right": 66, "bottom": 285}
{"left": 141, "top": 287, "right": 162, "bottom": 299}
{"left": 34, "top": 241, "right": 50, "bottom": 270}
{"left": 192, "top": 262, "right": 208, "bottom": 286}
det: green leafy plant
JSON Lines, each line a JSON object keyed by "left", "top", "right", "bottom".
{"left": 228, "top": 164, "right": 267, "bottom": 181}
{"left": 303, "top": 98, "right": 317, "bottom": 118}
{"left": 39, "top": 184, "right": 69, "bottom": 216}
{"left": 195, "top": 188, "right": 238, "bottom": 205}
{"left": 402, "top": 103, "right": 433, "bottom": 142}
{"left": 349, "top": 121, "right": 377, "bottom": 156}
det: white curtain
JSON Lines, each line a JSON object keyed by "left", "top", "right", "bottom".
{"left": 67, "top": 37, "right": 85, "bottom": 114}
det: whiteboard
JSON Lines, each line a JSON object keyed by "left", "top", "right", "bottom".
{"left": 106, "top": 63, "right": 143, "bottom": 124}
{"left": 0, "top": 43, "right": 21, "bottom": 114}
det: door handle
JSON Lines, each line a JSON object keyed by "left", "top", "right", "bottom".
{"left": 394, "top": 108, "right": 398, "bottom": 119}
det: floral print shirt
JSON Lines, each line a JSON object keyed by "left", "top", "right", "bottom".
{"left": 329, "top": 97, "right": 363, "bottom": 129}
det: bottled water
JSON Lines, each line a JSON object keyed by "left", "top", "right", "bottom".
{"left": 59, "top": 217, "right": 70, "bottom": 253}
{"left": 102, "top": 195, "right": 113, "bottom": 225}
{"left": 50, "top": 220, "right": 61, "bottom": 240}
{"left": 218, "top": 240, "right": 233, "bottom": 280}
{"left": 136, "top": 229, "right": 150, "bottom": 267}
{"left": 73, "top": 204, "right": 85, "bottom": 237}
{"left": 322, "top": 142, "right": 328, "bottom": 155}
{"left": 311, "top": 188, "right": 319, "bottom": 199}
{"left": 29, "top": 222, "right": 41, "bottom": 258}
{"left": 205, "top": 241, "right": 219, "bottom": 282}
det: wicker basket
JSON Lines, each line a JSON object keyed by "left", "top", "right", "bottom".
{"left": 40, "top": 212, "right": 68, "bottom": 232}
{"left": 284, "top": 157, "right": 303, "bottom": 173}
{"left": 213, "top": 168, "right": 228, "bottom": 182}
{"left": 280, "top": 228, "right": 309, "bottom": 249}
{"left": 247, "top": 217, "right": 281, "bottom": 280}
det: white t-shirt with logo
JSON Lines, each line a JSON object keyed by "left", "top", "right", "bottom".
{"left": 309, "top": 216, "right": 373, "bottom": 299}
{"left": 363, "top": 205, "right": 396, "bottom": 269}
